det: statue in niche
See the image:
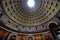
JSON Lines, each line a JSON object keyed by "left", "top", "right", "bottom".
{"left": 28, "top": 37, "right": 33, "bottom": 40}
{"left": 9, "top": 35, "right": 16, "bottom": 40}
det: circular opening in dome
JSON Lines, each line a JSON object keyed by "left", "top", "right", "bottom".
{"left": 27, "top": 0, "right": 35, "bottom": 7}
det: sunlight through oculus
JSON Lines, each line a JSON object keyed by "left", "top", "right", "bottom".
{"left": 27, "top": 0, "right": 35, "bottom": 7}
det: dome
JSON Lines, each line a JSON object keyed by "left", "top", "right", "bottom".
{"left": 0, "top": 0, "right": 60, "bottom": 40}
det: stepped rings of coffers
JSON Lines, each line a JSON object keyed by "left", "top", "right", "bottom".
{"left": 1, "top": 0, "right": 60, "bottom": 26}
